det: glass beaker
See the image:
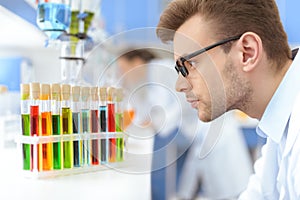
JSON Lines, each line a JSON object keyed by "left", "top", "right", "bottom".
{"left": 60, "top": 40, "right": 89, "bottom": 86}
{"left": 36, "top": 0, "right": 72, "bottom": 40}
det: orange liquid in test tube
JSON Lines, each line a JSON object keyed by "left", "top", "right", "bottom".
{"left": 123, "top": 109, "right": 135, "bottom": 130}
{"left": 40, "top": 84, "right": 53, "bottom": 171}
{"left": 41, "top": 111, "right": 53, "bottom": 170}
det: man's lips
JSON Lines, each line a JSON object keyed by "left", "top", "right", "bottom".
{"left": 187, "top": 98, "right": 199, "bottom": 109}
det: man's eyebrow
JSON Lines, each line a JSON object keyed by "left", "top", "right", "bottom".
{"left": 175, "top": 53, "right": 188, "bottom": 58}
{"left": 182, "top": 53, "right": 189, "bottom": 57}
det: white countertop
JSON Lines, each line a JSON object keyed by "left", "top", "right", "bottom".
{"left": 0, "top": 126, "right": 154, "bottom": 200}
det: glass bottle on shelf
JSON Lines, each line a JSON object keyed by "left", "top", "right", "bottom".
{"left": 36, "top": 0, "right": 72, "bottom": 40}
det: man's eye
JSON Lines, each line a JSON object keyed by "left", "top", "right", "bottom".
{"left": 189, "top": 61, "right": 197, "bottom": 68}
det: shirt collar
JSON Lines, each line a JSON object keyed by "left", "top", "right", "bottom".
{"left": 257, "top": 48, "right": 300, "bottom": 143}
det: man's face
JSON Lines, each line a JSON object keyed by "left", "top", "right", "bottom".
{"left": 117, "top": 57, "right": 148, "bottom": 89}
{"left": 174, "top": 15, "right": 252, "bottom": 122}
{"left": 117, "top": 57, "right": 135, "bottom": 74}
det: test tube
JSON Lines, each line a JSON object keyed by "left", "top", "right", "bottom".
{"left": 51, "top": 83, "right": 62, "bottom": 170}
{"left": 40, "top": 84, "right": 53, "bottom": 171}
{"left": 61, "top": 84, "right": 73, "bottom": 169}
{"left": 115, "top": 88, "right": 124, "bottom": 162}
{"left": 90, "top": 87, "right": 99, "bottom": 165}
{"left": 81, "top": 86, "right": 90, "bottom": 165}
{"left": 20, "top": 84, "right": 31, "bottom": 170}
{"left": 30, "top": 82, "right": 40, "bottom": 171}
{"left": 107, "top": 87, "right": 116, "bottom": 162}
{"left": 72, "top": 86, "right": 81, "bottom": 167}
{"left": 99, "top": 87, "right": 107, "bottom": 163}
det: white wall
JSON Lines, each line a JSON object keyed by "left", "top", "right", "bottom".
{"left": 0, "top": 46, "right": 61, "bottom": 84}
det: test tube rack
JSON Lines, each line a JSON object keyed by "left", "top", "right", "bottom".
{"left": 16, "top": 132, "right": 126, "bottom": 178}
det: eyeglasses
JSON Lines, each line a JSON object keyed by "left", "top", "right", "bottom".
{"left": 175, "top": 34, "right": 242, "bottom": 77}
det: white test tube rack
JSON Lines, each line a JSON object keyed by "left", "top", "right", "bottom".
{"left": 15, "top": 132, "right": 127, "bottom": 179}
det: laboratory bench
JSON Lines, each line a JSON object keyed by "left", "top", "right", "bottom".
{"left": 0, "top": 128, "right": 153, "bottom": 200}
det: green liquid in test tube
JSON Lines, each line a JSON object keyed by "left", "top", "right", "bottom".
{"left": 115, "top": 88, "right": 124, "bottom": 162}
{"left": 52, "top": 114, "right": 62, "bottom": 169}
{"left": 51, "top": 83, "right": 62, "bottom": 170}
{"left": 62, "top": 108, "right": 73, "bottom": 168}
{"left": 81, "top": 87, "right": 90, "bottom": 165}
{"left": 61, "top": 84, "right": 73, "bottom": 169}
{"left": 20, "top": 84, "right": 31, "bottom": 170}
{"left": 22, "top": 114, "right": 31, "bottom": 169}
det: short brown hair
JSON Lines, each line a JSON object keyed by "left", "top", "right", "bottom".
{"left": 120, "top": 48, "right": 156, "bottom": 63}
{"left": 157, "top": 0, "right": 291, "bottom": 70}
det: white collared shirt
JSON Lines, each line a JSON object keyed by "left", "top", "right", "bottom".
{"left": 239, "top": 48, "right": 300, "bottom": 199}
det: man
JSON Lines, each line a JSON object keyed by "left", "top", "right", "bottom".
{"left": 156, "top": 0, "right": 300, "bottom": 199}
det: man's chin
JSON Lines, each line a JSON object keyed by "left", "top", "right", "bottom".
{"left": 197, "top": 111, "right": 213, "bottom": 122}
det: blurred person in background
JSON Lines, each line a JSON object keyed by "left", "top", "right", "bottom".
{"left": 117, "top": 48, "right": 252, "bottom": 199}
{"left": 117, "top": 48, "right": 196, "bottom": 200}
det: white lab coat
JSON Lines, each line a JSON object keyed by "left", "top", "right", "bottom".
{"left": 239, "top": 93, "right": 300, "bottom": 200}
{"left": 239, "top": 48, "right": 300, "bottom": 199}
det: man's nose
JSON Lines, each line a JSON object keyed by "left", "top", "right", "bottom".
{"left": 175, "top": 75, "right": 191, "bottom": 93}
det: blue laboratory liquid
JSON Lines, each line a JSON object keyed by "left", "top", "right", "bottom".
{"left": 37, "top": 3, "right": 71, "bottom": 39}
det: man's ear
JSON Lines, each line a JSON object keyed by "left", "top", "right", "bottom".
{"left": 236, "top": 32, "right": 263, "bottom": 72}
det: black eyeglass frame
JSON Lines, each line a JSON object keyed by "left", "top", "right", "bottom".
{"left": 175, "top": 34, "right": 243, "bottom": 77}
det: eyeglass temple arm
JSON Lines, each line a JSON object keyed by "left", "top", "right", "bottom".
{"left": 184, "top": 34, "right": 242, "bottom": 60}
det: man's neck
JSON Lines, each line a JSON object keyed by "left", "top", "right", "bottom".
{"left": 246, "top": 59, "right": 293, "bottom": 120}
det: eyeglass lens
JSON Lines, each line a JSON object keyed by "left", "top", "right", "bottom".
{"left": 175, "top": 58, "right": 190, "bottom": 77}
